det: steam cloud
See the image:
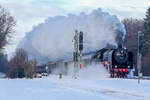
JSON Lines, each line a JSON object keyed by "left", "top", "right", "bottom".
{"left": 18, "top": 8, "right": 125, "bottom": 63}
{"left": 78, "top": 64, "right": 109, "bottom": 80}
{"left": 51, "top": 63, "right": 109, "bottom": 80}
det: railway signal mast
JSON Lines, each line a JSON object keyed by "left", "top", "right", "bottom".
{"left": 73, "top": 30, "right": 84, "bottom": 79}
{"left": 73, "top": 30, "right": 79, "bottom": 79}
{"left": 79, "top": 31, "right": 83, "bottom": 69}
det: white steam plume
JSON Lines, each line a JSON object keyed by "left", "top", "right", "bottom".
{"left": 18, "top": 8, "right": 125, "bottom": 63}
{"left": 78, "top": 64, "right": 109, "bottom": 80}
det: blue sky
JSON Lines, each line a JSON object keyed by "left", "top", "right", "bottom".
{"left": 0, "top": 0, "right": 150, "bottom": 54}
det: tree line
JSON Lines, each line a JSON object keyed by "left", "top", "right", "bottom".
{"left": 7, "top": 49, "right": 37, "bottom": 78}
{"left": 122, "top": 7, "right": 150, "bottom": 75}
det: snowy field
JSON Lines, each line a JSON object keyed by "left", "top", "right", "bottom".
{"left": 0, "top": 75, "right": 150, "bottom": 100}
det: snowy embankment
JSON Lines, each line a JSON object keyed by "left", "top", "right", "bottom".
{"left": 0, "top": 76, "right": 150, "bottom": 100}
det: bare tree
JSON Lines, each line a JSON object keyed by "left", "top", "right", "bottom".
{"left": 122, "top": 18, "right": 143, "bottom": 50}
{"left": 7, "top": 49, "right": 37, "bottom": 78}
{"left": 0, "top": 5, "right": 16, "bottom": 51}
{"left": 24, "top": 59, "right": 37, "bottom": 78}
{"left": 122, "top": 18, "right": 144, "bottom": 75}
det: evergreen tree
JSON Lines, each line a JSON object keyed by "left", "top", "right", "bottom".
{"left": 142, "top": 7, "right": 150, "bottom": 55}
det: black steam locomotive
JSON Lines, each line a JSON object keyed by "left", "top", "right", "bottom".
{"left": 92, "top": 45, "right": 134, "bottom": 78}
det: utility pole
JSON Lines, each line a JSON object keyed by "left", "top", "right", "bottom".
{"left": 137, "top": 31, "right": 143, "bottom": 84}
{"left": 73, "top": 30, "right": 79, "bottom": 79}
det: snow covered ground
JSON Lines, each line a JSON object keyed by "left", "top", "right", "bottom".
{"left": 0, "top": 75, "right": 150, "bottom": 100}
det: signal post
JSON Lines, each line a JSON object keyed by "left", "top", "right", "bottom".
{"left": 73, "top": 30, "right": 79, "bottom": 79}
{"left": 79, "top": 31, "right": 83, "bottom": 69}
{"left": 73, "top": 30, "right": 84, "bottom": 79}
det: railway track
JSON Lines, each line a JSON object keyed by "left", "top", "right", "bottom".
{"left": 126, "top": 76, "right": 150, "bottom": 80}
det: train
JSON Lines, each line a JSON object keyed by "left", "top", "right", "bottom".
{"left": 92, "top": 45, "right": 134, "bottom": 78}
{"left": 36, "top": 45, "right": 134, "bottom": 78}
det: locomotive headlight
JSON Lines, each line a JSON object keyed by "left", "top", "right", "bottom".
{"left": 115, "top": 65, "right": 117, "bottom": 68}
{"left": 128, "top": 66, "right": 130, "bottom": 68}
